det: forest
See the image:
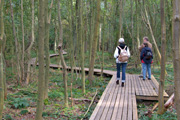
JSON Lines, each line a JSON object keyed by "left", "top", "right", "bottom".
{"left": 0, "top": 0, "right": 180, "bottom": 120}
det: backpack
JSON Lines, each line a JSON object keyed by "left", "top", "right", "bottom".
{"left": 145, "top": 49, "right": 152, "bottom": 60}
{"left": 117, "top": 46, "right": 129, "bottom": 62}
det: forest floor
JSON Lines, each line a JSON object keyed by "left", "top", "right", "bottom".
{"left": 3, "top": 51, "right": 177, "bottom": 120}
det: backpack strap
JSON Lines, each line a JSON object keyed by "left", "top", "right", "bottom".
{"left": 117, "top": 46, "right": 127, "bottom": 55}
{"left": 117, "top": 46, "right": 121, "bottom": 55}
{"left": 123, "top": 46, "right": 127, "bottom": 50}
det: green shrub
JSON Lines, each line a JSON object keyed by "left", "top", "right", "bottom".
{"left": 48, "top": 90, "right": 64, "bottom": 99}
{"left": 10, "top": 97, "right": 30, "bottom": 109}
{"left": 20, "top": 109, "right": 29, "bottom": 115}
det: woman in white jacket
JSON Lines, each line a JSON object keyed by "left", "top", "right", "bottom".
{"left": 114, "top": 38, "right": 130, "bottom": 87}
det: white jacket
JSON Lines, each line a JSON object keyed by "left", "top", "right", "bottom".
{"left": 114, "top": 46, "right": 131, "bottom": 63}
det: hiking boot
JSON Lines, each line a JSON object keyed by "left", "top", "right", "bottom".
{"left": 116, "top": 80, "right": 119, "bottom": 85}
{"left": 148, "top": 78, "right": 151, "bottom": 80}
{"left": 139, "top": 75, "right": 143, "bottom": 78}
{"left": 121, "top": 82, "right": 124, "bottom": 87}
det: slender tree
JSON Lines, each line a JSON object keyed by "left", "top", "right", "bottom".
{"left": 89, "top": 0, "right": 94, "bottom": 61}
{"left": 35, "top": 0, "right": 45, "bottom": 119}
{"left": 69, "top": 0, "right": 75, "bottom": 106}
{"left": 44, "top": 0, "right": 54, "bottom": 99}
{"left": 57, "top": 0, "right": 68, "bottom": 107}
{"left": 135, "top": 0, "right": 140, "bottom": 47}
{"left": 0, "top": 0, "right": 4, "bottom": 118}
{"left": 78, "top": 0, "right": 85, "bottom": 94}
{"left": 26, "top": 0, "right": 35, "bottom": 84}
{"left": 21, "top": 0, "right": 25, "bottom": 81}
{"left": 101, "top": 0, "right": 107, "bottom": 77}
{"left": 158, "top": 0, "right": 166, "bottom": 114}
{"left": 172, "top": 0, "right": 180, "bottom": 119}
{"left": 144, "top": 5, "right": 161, "bottom": 61}
{"left": 119, "top": 0, "right": 123, "bottom": 38}
{"left": 88, "top": 0, "right": 101, "bottom": 85}
{"left": 10, "top": 0, "right": 22, "bottom": 85}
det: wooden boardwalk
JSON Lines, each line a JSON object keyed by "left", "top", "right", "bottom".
{"left": 30, "top": 54, "right": 169, "bottom": 120}
{"left": 89, "top": 73, "right": 168, "bottom": 120}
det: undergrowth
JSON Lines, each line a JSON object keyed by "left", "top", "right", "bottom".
{"left": 3, "top": 51, "right": 177, "bottom": 119}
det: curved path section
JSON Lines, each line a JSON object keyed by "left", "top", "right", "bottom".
{"left": 30, "top": 54, "right": 169, "bottom": 120}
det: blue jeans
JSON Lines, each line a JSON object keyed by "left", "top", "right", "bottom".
{"left": 142, "top": 63, "right": 151, "bottom": 79}
{"left": 116, "top": 63, "right": 127, "bottom": 83}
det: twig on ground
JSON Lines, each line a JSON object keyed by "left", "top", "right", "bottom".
{"left": 81, "top": 89, "right": 98, "bottom": 120}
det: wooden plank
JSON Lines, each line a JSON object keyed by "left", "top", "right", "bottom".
{"left": 141, "top": 78, "right": 152, "bottom": 96}
{"left": 135, "top": 75, "right": 143, "bottom": 96}
{"left": 146, "top": 80, "right": 158, "bottom": 96}
{"left": 106, "top": 79, "right": 120, "bottom": 120}
{"left": 128, "top": 75, "right": 133, "bottom": 120}
{"left": 132, "top": 74, "right": 139, "bottom": 96}
{"left": 130, "top": 75, "right": 138, "bottom": 120}
{"left": 116, "top": 78, "right": 126, "bottom": 120}
{"left": 151, "top": 75, "right": 169, "bottom": 97}
{"left": 136, "top": 96, "right": 169, "bottom": 101}
{"left": 94, "top": 76, "right": 116, "bottom": 120}
{"left": 121, "top": 75, "right": 129, "bottom": 120}
{"left": 100, "top": 78, "right": 118, "bottom": 120}
{"left": 89, "top": 76, "right": 115, "bottom": 120}
{"left": 111, "top": 82, "right": 123, "bottom": 120}
{"left": 138, "top": 75, "right": 148, "bottom": 96}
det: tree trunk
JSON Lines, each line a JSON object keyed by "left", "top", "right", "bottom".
{"left": 144, "top": 6, "right": 161, "bottom": 61}
{"left": 10, "top": 0, "right": 22, "bottom": 85}
{"left": 69, "top": 0, "right": 75, "bottom": 107}
{"left": 89, "top": 0, "right": 94, "bottom": 62}
{"left": 58, "top": 0, "right": 68, "bottom": 107}
{"left": 131, "top": 0, "right": 134, "bottom": 52}
{"left": 26, "top": 0, "right": 35, "bottom": 85}
{"left": 21, "top": 0, "right": 25, "bottom": 82}
{"left": 78, "top": 0, "right": 85, "bottom": 94}
{"left": 101, "top": 24, "right": 105, "bottom": 77}
{"left": 99, "top": 24, "right": 102, "bottom": 51}
{"left": 35, "top": 0, "right": 45, "bottom": 119}
{"left": 172, "top": 0, "right": 180, "bottom": 119}
{"left": 88, "top": 0, "right": 101, "bottom": 85}
{"left": 0, "top": 0, "right": 4, "bottom": 118}
{"left": 0, "top": 53, "right": 4, "bottom": 120}
{"left": 119, "top": 0, "right": 123, "bottom": 38}
{"left": 54, "top": 22, "right": 58, "bottom": 53}
{"left": 158, "top": 0, "right": 166, "bottom": 114}
{"left": 44, "top": 0, "right": 54, "bottom": 99}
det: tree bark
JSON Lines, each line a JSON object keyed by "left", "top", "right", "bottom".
{"left": 88, "top": 0, "right": 101, "bottom": 85}
{"left": 172, "top": 0, "right": 180, "bottom": 119}
{"left": 58, "top": 0, "right": 68, "bottom": 107}
{"left": 26, "top": 0, "right": 35, "bottom": 85}
{"left": 99, "top": 24, "right": 102, "bottom": 51}
{"left": 78, "top": 0, "right": 85, "bottom": 94}
{"left": 10, "top": 0, "right": 22, "bottom": 85}
{"left": 35, "top": 0, "right": 45, "bottom": 119}
{"left": 21, "top": 0, "right": 25, "bottom": 82}
{"left": 44, "top": 0, "right": 54, "bottom": 99}
{"left": 0, "top": 53, "right": 4, "bottom": 120}
{"left": 135, "top": 0, "right": 140, "bottom": 47}
{"left": 144, "top": 6, "right": 161, "bottom": 61}
{"left": 89, "top": 0, "right": 94, "bottom": 63}
{"left": 69, "top": 0, "right": 75, "bottom": 107}
{"left": 158, "top": 0, "right": 166, "bottom": 114}
{"left": 0, "top": 0, "right": 4, "bottom": 118}
{"left": 119, "top": 0, "right": 123, "bottom": 38}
